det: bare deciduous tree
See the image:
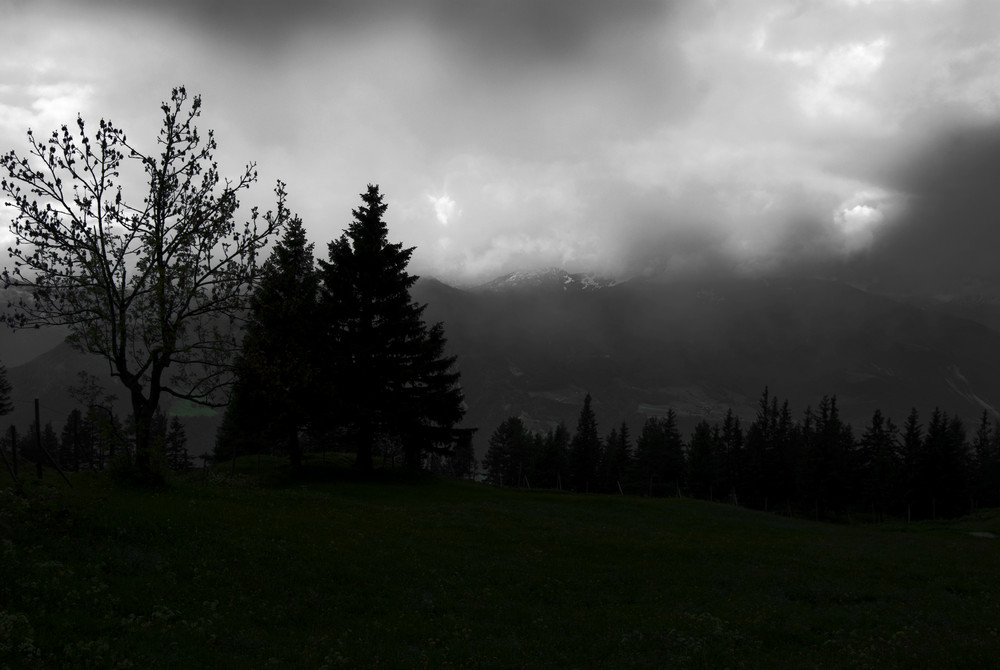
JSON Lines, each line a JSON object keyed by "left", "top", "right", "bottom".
{"left": 1, "top": 87, "right": 287, "bottom": 482}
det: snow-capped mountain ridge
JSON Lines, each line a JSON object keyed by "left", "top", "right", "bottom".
{"left": 476, "top": 267, "right": 618, "bottom": 293}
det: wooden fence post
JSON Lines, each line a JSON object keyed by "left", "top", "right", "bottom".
{"left": 9, "top": 426, "right": 17, "bottom": 477}
{"left": 0, "top": 435, "right": 19, "bottom": 488}
{"left": 34, "top": 398, "right": 42, "bottom": 479}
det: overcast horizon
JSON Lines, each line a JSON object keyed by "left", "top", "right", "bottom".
{"left": 3, "top": 0, "right": 1000, "bottom": 288}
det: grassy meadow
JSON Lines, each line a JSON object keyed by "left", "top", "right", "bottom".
{"left": 1, "top": 456, "right": 998, "bottom": 669}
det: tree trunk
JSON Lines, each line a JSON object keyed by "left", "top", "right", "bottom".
{"left": 129, "top": 387, "right": 163, "bottom": 485}
{"left": 10, "top": 426, "right": 17, "bottom": 477}
{"left": 34, "top": 399, "right": 42, "bottom": 479}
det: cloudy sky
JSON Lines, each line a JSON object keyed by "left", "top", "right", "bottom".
{"left": 2, "top": 0, "right": 1000, "bottom": 286}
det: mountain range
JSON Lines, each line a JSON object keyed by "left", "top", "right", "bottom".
{"left": 414, "top": 268, "right": 1000, "bottom": 446}
{"left": 5, "top": 267, "right": 1000, "bottom": 458}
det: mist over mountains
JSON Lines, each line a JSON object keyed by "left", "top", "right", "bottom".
{"left": 414, "top": 268, "right": 1000, "bottom": 448}
{"left": 6, "top": 266, "right": 1000, "bottom": 458}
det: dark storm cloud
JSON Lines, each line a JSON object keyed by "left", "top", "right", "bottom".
{"left": 852, "top": 120, "right": 1000, "bottom": 290}
{"left": 92, "top": 0, "right": 670, "bottom": 57}
{"left": 4, "top": 0, "right": 1000, "bottom": 283}
{"left": 420, "top": 0, "right": 674, "bottom": 65}
{"left": 79, "top": 0, "right": 692, "bottom": 164}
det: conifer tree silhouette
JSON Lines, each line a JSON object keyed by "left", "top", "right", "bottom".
{"left": 226, "top": 204, "right": 318, "bottom": 468}
{"left": 319, "top": 185, "right": 465, "bottom": 470}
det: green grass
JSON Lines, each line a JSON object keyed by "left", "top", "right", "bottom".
{"left": 2, "top": 458, "right": 999, "bottom": 669}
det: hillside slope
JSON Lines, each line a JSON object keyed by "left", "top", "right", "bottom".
{"left": 1, "top": 467, "right": 997, "bottom": 668}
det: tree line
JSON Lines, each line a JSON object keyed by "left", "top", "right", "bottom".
{"left": 484, "top": 389, "right": 1000, "bottom": 521}
{"left": 0, "top": 368, "right": 193, "bottom": 480}
{"left": 3, "top": 407, "right": 192, "bottom": 476}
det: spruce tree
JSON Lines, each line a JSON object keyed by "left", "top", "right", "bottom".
{"left": 58, "top": 409, "right": 90, "bottom": 472}
{"left": 971, "top": 410, "right": 992, "bottom": 507}
{"left": 743, "top": 388, "right": 796, "bottom": 510}
{"left": 536, "top": 423, "right": 570, "bottom": 489}
{"left": 165, "top": 417, "right": 192, "bottom": 472}
{"left": 484, "top": 417, "right": 529, "bottom": 486}
{"left": 318, "top": 185, "right": 465, "bottom": 471}
{"left": 635, "top": 416, "right": 666, "bottom": 496}
{"left": 615, "top": 422, "right": 633, "bottom": 487}
{"left": 972, "top": 411, "right": 1000, "bottom": 509}
{"left": 719, "top": 409, "right": 744, "bottom": 502}
{"left": 743, "top": 388, "right": 773, "bottom": 508}
{"left": 569, "top": 394, "right": 601, "bottom": 492}
{"left": 858, "top": 409, "right": 900, "bottom": 522}
{"left": 900, "top": 407, "right": 923, "bottom": 517}
{"left": 802, "top": 395, "right": 855, "bottom": 518}
{"left": 918, "top": 409, "right": 969, "bottom": 518}
{"left": 448, "top": 431, "right": 477, "bottom": 480}
{"left": 661, "top": 409, "right": 686, "bottom": 496}
{"left": 39, "top": 422, "right": 59, "bottom": 475}
{"left": 687, "top": 419, "right": 718, "bottom": 500}
{"left": 227, "top": 208, "right": 318, "bottom": 469}
{"left": 600, "top": 421, "right": 632, "bottom": 494}
{"left": 634, "top": 412, "right": 685, "bottom": 497}
{"left": 986, "top": 418, "right": 1000, "bottom": 509}
{"left": 773, "top": 399, "right": 798, "bottom": 508}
